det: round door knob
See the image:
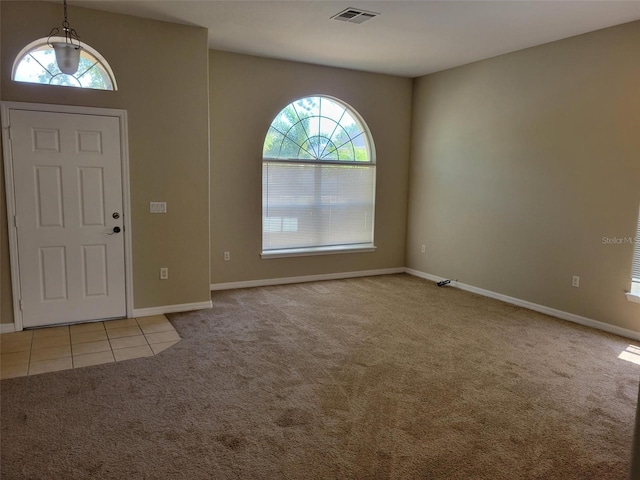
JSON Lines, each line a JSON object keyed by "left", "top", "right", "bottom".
{"left": 112, "top": 226, "right": 121, "bottom": 234}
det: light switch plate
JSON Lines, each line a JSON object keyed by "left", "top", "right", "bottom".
{"left": 150, "top": 202, "right": 167, "bottom": 213}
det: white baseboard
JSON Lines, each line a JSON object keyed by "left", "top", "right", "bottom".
{"left": 405, "top": 268, "right": 640, "bottom": 341}
{"left": 0, "top": 323, "right": 16, "bottom": 334}
{"left": 132, "top": 300, "right": 213, "bottom": 318}
{"left": 0, "top": 301, "right": 213, "bottom": 333}
{"left": 211, "top": 268, "right": 405, "bottom": 291}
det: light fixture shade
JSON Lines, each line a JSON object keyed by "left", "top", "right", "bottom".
{"left": 52, "top": 42, "right": 81, "bottom": 74}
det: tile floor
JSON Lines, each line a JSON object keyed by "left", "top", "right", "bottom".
{"left": 0, "top": 315, "right": 180, "bottom": 380}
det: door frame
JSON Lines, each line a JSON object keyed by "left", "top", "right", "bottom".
{"left": 1, "top": 101, "right": 134, "bottom": 331}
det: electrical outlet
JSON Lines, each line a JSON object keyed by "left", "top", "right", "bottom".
{"left": 421, "top": 244, "right": 426, "bottom": 254}
{"left": 572, "top": 275, "right": 579, "bottom": 288}
{"left": 223, "top": 251, "right": 231, "bottom": 261}
{"left": 160, "top": 267, "right": 168, "bottom": 280}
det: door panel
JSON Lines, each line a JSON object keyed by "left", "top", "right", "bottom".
{"left": 82, "top": 244, "right": 108, "bottom": 297}
{"left": 39, "top": 246, "right": 68, "bottom": 300}
{"left": 35, "top": 166, "right": 64, "bottom": 227}
{"left": 79, "top": 167, "right": 106, "bottom": 226}
{"left": 10, "top": 109, "right": 126, "bottom": 327}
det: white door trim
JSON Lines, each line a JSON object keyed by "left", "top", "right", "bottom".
{"left": 1, "top": 102, "right": 134, "bottom": 331}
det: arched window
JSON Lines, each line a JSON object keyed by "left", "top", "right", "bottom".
{"left": 12, "top": 37, "right": 117, "bottom": 91}
{"left": 262, "top": 95, "right": 376, "bottom": 256}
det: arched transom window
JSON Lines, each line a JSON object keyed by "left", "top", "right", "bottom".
{"left": 262, "top": 95, "right": 376, "bottom": 256}
{"left": 12, "top": 37, "right": 117, "bottom": 91}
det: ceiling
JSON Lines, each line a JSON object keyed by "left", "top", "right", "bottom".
{"left": 71, "top": 1, "right": 640, "bottom": 77}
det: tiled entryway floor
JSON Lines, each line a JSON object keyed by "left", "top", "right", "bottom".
{"left": 0, "top": 315, "right": 180, "bottom": 380}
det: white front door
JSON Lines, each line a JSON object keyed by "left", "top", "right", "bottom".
{"left": 8, "top": 109, "right": 126, "bottom": 327}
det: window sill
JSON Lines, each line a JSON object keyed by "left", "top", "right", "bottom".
{"left": 261, "top": 244, "right": 376, "bottom": 259}
{"left": 626, "top": 293, "right": 640, "bottom": 304}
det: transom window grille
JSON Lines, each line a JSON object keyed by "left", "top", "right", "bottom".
{"left": 12, "top": 37, "right": 116, "bottom": 91}
{"left": 262, "top": 95, "right": 376, "bottom": 254}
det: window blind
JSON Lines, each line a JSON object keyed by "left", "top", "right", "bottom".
{"left": 632, "top": 207, "right": 640, "bottom": 281}
{"left": 263, "top": 161, "right": 375, "bottom": 251}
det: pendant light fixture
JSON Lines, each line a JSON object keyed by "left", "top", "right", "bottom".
{"left": 47, "top": 0, "right": 82, "bottom": 75}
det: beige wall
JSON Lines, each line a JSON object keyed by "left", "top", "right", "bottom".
{"left": 407, "top": 21, "right": 640, "bottom": 331}
{"left": 209, "top": 51, "right": 412, "bottom": 284}
{"left": 0, "top": 1, "right": 211, "bottom": 323}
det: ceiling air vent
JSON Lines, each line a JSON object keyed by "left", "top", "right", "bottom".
{"left": 331, "top": 8, "right": 379, "bottom": 24}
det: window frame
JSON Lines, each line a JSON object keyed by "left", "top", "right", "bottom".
{"left": 12, "top": 37, "right": 117, "bottom": 91}
{"left": 261, "top": 95, "right": 376, "bottom": 258}
{"left": 627, "top": 206, "right": 640, "bottom": 303}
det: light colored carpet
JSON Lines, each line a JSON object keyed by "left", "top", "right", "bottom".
{"left": 1, "top": 274, "right": 638, "bottom": 479}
